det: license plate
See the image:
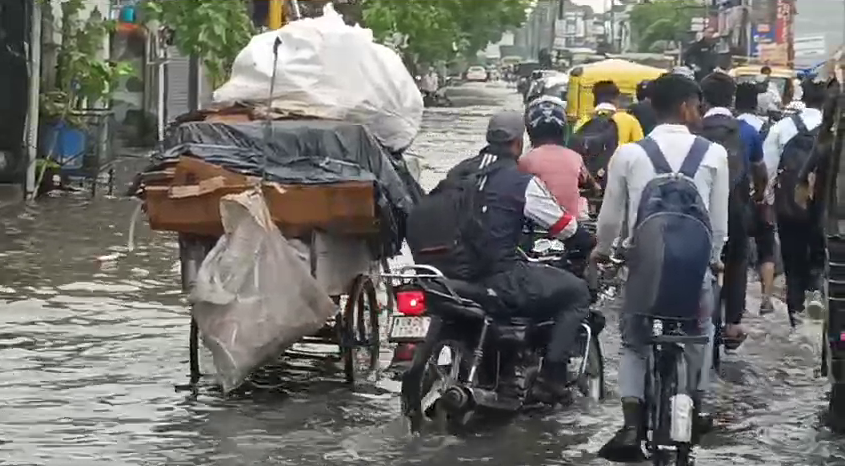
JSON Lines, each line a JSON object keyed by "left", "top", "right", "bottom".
{"left": 389, "top": 316, "right": 431, "bottom": 341}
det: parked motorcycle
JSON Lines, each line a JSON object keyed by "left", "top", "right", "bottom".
{"left": 385, "top": 241, "right": 607, "bottom": 434}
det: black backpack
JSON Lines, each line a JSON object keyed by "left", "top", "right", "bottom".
{"left": 406, "top": 157, "right": 509, "bottom": 280}
{"left": 568, "top": 112, "right": 619, "bottom": 187}
{"left": 775, "top": 114, "right": 819, "bottom": 221}
{"left": 700, "top": 114, "right": 752, "bottom": 231}
{"left": 700, "top": 114, "right": 748, "bottom": 191}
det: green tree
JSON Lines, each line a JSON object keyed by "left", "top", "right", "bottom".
{"left": 629, "top": 0, "right": 700, "bottom": 53}
{"left": 362, "top": 0, "right": 529, "bottom": 66}
{"left": 142, "top": 0, "right": 255, "bottom": 88}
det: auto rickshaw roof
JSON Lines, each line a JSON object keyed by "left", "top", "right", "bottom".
{"left": 729, "top": 65, "right": 795, "bottom": 79}
{"left": 569, "top": 59, "right": 665, "bottom": 86}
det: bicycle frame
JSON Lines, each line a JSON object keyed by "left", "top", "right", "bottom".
{"left": 643, "top": 319, "right": 706, "bottom": 464}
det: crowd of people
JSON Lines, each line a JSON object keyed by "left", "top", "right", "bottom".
{"left": 407, "top": 64, "right": 828, "bottom": 462}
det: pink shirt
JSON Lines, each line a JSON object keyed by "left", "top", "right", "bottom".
{"left": 518, "top": 144, "right": 585, "bottom": 217}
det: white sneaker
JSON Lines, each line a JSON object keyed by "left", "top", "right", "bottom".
{"left": 805, "top": 290, "right": 826, "bottom": 322}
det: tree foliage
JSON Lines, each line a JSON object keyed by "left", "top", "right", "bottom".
{"left": 142, "top": 0, "right": 255, "bottom": 88}
{"left": 362, "top": 0, "right": 530, "bottom": 65}
{"left": 629, "top": 0, "right": 699, "bottom": 53}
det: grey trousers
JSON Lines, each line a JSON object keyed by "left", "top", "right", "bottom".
{"left": 618, "top": 271, "right": 716, "bottom": 401}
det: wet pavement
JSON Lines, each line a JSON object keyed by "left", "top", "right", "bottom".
{"left": 0, "top": 81, "right": 839, "bottom": 465}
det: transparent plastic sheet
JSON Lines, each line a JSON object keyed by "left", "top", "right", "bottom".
{"left": 212, "top": 4, "right": 423, "bottom": 153}
{"left": 189, "top": 190, "right": 337, "bottom": 394}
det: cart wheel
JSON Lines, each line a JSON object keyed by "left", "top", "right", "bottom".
{"left": 341, "top": 274, "right": 381, "bottom": 384}
{"left": 189, "top": 316, "right": 201, "bottom": 384}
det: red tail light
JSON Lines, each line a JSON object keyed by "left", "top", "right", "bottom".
{"left": 396, "top": 290, "right": 426, "bottom": 316}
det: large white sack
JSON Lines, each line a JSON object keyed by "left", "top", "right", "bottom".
{"left": 190, "top": 190, "right": 337, "bottom": 394}
{"left": 213, "top": 4, "right": 423, "bottom": 152}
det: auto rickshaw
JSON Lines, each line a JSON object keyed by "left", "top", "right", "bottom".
{"left": 565, "top": 58, "right": 665, "bottom": 122}
{"left": 729, "top": 65, "right": 797, "bottom": 105}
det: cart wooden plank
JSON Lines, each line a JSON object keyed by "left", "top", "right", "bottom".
{"left": 145, "top": 157, "right": 378, "bottom": 237}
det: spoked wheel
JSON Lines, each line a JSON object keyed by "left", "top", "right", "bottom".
{"left": 341, "top": 274, "right": 381, "bottom": 385}
{"left": 401, "top": 332, "right": 472, "bottom": 434}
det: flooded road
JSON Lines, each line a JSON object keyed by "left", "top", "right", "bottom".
{"left": 0, "top": 82, "right": 838, "bottom": 465}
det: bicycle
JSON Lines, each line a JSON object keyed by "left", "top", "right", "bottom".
{"left": 642, "top": 317, "right": 709, "bottom": 466}
{"left": 609, "top": 256, "right": 713, "bottom": 466}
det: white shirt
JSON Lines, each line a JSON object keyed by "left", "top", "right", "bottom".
{"left": 762, "top": 107, "right": 822, "bottom": 203}
{"left": 737, "top": 112, "right": 765, "bottom": 132}
{"left": 757, "top": 81, "right": 782, "bottom": 113}
{"left": 594, "top": 102, "right": 617, "bottom": 113}
{"left": 595, "top": 124, "right": 730, "bottom": 262}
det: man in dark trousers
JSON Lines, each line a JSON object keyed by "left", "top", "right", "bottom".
{"left": 698, "top": 72, "right": 767, "bottom": 348}
{"left": 763, "top": 79, "right": 827, "bottom": 325}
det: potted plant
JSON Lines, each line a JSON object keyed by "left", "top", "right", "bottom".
{"left": 38, "top": 0, "right": 133, "bottom": 181}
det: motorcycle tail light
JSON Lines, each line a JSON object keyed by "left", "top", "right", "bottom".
{"left": 392, "top": 343, "right": 417, "bottom": 361}
{"left": 396, "top": 290, "right": 426, "bottom": 316}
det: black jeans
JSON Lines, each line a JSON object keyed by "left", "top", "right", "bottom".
{"left": 483, "top": 261, "right": 592, "bottom": 365}
{"left": 724, "top": 205, "right": 750, "bottom": 326}
{"left": 778, "top": 215, "right": 826, "bottom": 313}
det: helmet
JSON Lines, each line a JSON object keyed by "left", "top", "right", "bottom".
{"left": 525, "top": 95, "right": 567, "bottom": 144}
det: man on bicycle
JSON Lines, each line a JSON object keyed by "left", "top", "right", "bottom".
{"left": 593, "top": 73, "right": 729, "bottom": 462}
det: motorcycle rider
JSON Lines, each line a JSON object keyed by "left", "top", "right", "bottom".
{"left": 444, "top": 111, "right": 594, "bottom": 399}
{"left": 520, "top": 96, "right": 595, "bottom": 220}
{"left": 595, "top": 73, "right": 729, "bottom": 462}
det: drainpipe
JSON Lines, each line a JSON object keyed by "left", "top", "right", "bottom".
{"left": 24, "top": 0, "right": 42, "bottom": 198}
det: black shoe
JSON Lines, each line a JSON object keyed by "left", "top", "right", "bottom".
{"left": 598, "top": 398, "right": 647, "bottom": 463}
{"left": 692, "top": 392, "right": 713, "bottom": 444}
{"left": 530, "top": 374, "right": 573, "bottom": 406}
{"left": 530, "top": 362, "right": 572, "bottom": 406}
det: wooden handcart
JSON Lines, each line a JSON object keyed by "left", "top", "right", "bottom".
{"left": 139, "top": 155, "right": 386, "bottom": 387}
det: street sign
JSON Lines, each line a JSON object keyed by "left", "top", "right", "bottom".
{"left": 794, "top": 35, "right": 827, "bottom": 60}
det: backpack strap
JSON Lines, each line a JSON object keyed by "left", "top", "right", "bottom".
{"left": 679, "top": 137, "right": 710, "bottom": 179}
{"left": 791, "top": 113, "right": 808, "bottom": 134}
{"left": 636, "top": 137, "right": 672, "bottom": 174}
{"left": 637, "top": 136, "right": 710, "bottom": 179}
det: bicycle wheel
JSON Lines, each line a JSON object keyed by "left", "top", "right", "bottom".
{"left": 651, "top": 351, "right": 681, "bottom": 466}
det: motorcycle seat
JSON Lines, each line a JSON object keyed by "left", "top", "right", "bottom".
{"left": 502, "top": 317, "right": 554, "bottom": 328}
{"left": 444, "top": 278, "right": 506, "bottom": 312}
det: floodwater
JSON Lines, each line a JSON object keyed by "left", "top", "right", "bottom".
{"left": 0, "top": 82, "right": 840, "bottom": 465}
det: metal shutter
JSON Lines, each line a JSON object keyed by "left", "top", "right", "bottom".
{"left": 165, "top": 46, "right": 190, "bottom": 122}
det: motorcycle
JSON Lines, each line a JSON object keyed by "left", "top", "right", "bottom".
{"left": 422, "top": 88, "right": 453, "bottom": 107}
{"left": 385, "top": 241, "right": 607, "bottom": 434}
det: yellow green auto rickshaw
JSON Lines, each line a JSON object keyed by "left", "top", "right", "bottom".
{"left": 566, "top": 58, "right": 666, "bottom": 123}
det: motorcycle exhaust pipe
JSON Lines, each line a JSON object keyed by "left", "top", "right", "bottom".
{"left": 440, "top": 386, "right": 471, "bottom": 412}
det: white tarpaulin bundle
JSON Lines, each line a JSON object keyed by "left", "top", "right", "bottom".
{"left": 190, "top": 190, "right": 337, "bottom": 394}
{"left": 213, "top": 4, "right": 423, "bottom": 152}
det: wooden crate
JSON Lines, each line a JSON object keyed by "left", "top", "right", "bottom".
{"left": 144, "top": 157, "right": 378, "bottom": 237}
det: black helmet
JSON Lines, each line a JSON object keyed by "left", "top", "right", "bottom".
{"left": 525, "top": 95, "right": 567, "bottom": 145}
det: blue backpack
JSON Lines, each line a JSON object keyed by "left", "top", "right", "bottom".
{"left": 622, "top": 137, "right": 713, "bottom": 321}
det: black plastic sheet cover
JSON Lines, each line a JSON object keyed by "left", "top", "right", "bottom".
{"left": 144, "top": 119, "right": 423, "bottom": 257}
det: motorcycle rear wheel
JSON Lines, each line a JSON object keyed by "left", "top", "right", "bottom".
{"left": 401, "top": 325, "right": 472, "bottom": 434}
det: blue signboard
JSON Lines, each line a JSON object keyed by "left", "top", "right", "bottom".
{"left": 751, "top": 23, "right": 776, "bottom": 57}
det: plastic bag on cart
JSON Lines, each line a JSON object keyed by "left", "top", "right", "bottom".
{"left": 190, "top": 190, "right": 337, "bottom": 394}
{"left": 212, "top": 3, "right": 423, "bottom": 152}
